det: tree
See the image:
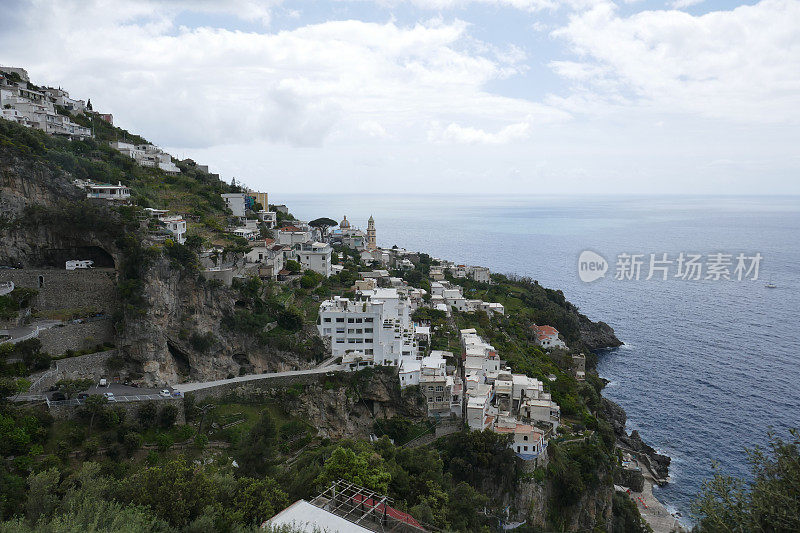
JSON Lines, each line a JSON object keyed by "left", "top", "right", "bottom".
{"left": 137, "top": 402, "right": 157, "bottom": 428}
{"left": 158, "top": 404, "right": 178, "bottom": 428}
{"left": 82, "top": 395, "right": 107, "bottom": 435}
{"left": 285, "top": 260, "right": 300, "bottom": 273}
{"left": 232, "top": 476, "right": 288, "bottom": 526}
{"left": 309, "top": 217, "right": 337, "bottom": 238}
{"left": 236, "top": 410, "right": 278, "bottom": 477}
{"left": 692, "top": 429, "right": 800, "bottom": 532}
{"left": 315, "top": 446, "right": 391, "bottom": 494}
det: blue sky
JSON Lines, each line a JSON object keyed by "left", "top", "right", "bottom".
{"left": 1, "top": 0, "right": 798, "bottom": 195}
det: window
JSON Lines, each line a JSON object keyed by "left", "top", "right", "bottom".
{"left": 428, "top": 386, "right": 434, "bottom": 391}
{"left": 324, "top": 318, "right": 331, "bottom": 322}
{"left": 365, "top": 318, "right": 373, "bottom": 323}
{"left": 523, "top": 446, "right": 528, "bottom": 452}
{"left": 336, "top": 338, "right": 345, "bottom": 343}
{"left": 356, "top": 329, "right": 362, "bottom": 334}
{"left": 427, "top": 397, "right": 433, "bottom": 403}
{"left": 347, "top": 318, "right": 355, "bottom": 323}
{"left": 323, "top": 328, "right": 331, "bottom": 335}
{"left": 336, "top": 328, "right": 345, "bottom": 334}
{"left": 365, "top": 349, "right": 373, "bottom": 355}
{"left": 435, "top": 396, "right": 442, "bottom": 402}
{"left": 523, "top": 435, "right": 528, "bottom": 441}
{"left": 435, "top": 386, "right": 444, "bottom": 392}
{"left": 365, "top": 328, "right": 373, "bottom": 333}
{"left": 336, "top": 317, "right": 344, "bottom": 323}
{"left": 356, "top": 318, "right": 363, "bottom": 323}
{"left": 347, "top": 329, "right": 355, "bottom": 334}
{"left": 38, "top": 275, "right": 44, "bottom": 288}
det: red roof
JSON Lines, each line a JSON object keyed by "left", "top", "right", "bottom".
{"left": 279, "top": 225, "right": 302, "bottom": 232}
{"left": 352, "top": 495, "right": 424, "bottom": 530}
{"left": 532, "top": 324, "right": 559, "bottom": 339}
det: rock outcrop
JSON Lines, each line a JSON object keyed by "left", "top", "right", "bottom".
{"left": 602, "top": 398, "right": 671, "bottom": 483}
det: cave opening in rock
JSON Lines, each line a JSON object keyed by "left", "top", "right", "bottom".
{"left": 38, "top": 246, "right": 116, "bottom": 269}
{"left": 167, "top": 341, "right": 191, "bottom": 377}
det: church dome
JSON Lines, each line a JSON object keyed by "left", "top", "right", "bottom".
{"left": 340, "top": 215, "right": 350, "bottom": 229}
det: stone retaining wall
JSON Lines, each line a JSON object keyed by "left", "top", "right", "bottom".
{"left": 37, "top": 319, "right": 115, "bottom": 355}
{"left": 48, "top": 397, "right": 185, "bottom": 424}
{"left": 29, "top": 350, "right": 116, "bottom": 393}
{"left": 0, "top": 269, "right": 118, "bottom": 312}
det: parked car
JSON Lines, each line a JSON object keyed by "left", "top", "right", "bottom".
{"left": 160, "top": 389, "right": 171, "bottom": 398}
{"left": 104, "top": 392, "right": 116, "bottom": 402}
{"left": 51, "top": 392, "right": 66, "bottom": 401}
{"left": 99, "top": 378, "right": 107, "bottom": 387}
{"left": 171, "top": 391, "right": 182, "bottom": 398}
{"left": 77, "top": 393, "right": 89, "bottom": 400}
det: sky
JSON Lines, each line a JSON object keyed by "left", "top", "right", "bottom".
{"left": 1, "top": 0, "right": 799, "bottom": 194}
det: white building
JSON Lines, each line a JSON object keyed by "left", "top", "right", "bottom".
{"left": 277, "top": 225, "right": 312, "bottom": 246}
{"left": 317, "top": 288, "right": 416, "bottom": 367}
{"left": 110, "top": 142, "right": 180, "bottom": 174}
{"left": 294, "top": 242, "right": 332, "bottom": 277}
{"left": 221, "top": 193, "right": 247, "bottom": 218}
{"left": 532, "top": 324, "right": 567, "bottom": 349}
{"left": 76, "top": 180, "right": 130, "bottom": 202}
{"left": 0, "top": 78, "right": 92, "bottom": 138}
{"left": 468, "top": 266, "right": 491, "bottom": 284}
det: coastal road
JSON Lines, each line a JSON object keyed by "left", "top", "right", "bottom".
{"left": 173, "top": 365, "right": 346, "bottom": 393}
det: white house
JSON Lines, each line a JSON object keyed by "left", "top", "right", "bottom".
{"left": 221, "top": 193, "right": 247, "bottom": 218}
{"left": 294, "top": 242, "right": 332, "bottom": 277}
{"left": 468, "top": 266, "right": 491, "bottom": 284}
{"left": 276, "top": 225, "right": 312, "bottom": 246}
{"left": 77, "top": 180, "right": 131, "bottom": 202}
{"left": 532, "top": 324, "right": 567, "bottom": 349}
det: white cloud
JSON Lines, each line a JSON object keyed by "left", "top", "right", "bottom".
{"left": 551, "top": 0, "right": 800, "bottom": 123}
{"left": 1, "top": 1, "right": 565, "bottom": 149}
{"left": 670, "top": 0, "right": 705, "bottom": 8}
{"left": 430, "top": 121, "right": 531, "bottom": 144}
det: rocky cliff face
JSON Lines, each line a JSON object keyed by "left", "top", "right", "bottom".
{"left": 288, "top": 369, "right": 426, "bottom": 439}
{"left": 579, "top": 316, "right": 623, "bottom": 350}
{"left": 602, "top": 398, "right": 671, "bottom": 481}
{"left": 120, "top": 257, "right": 320, "bottom": 386}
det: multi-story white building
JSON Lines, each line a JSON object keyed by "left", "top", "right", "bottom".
{"left": 221, "top": 193, "right": 247, "bottom": 218}
{"left": 276, "top": 225, "right": 312, "bottom": 246}
{"left": 111, "top": 142, "right": 181, "bottom": 174}
{"left": 294, "top": 242, "right": 332, "bottom": 277}
{"left": 318, "top": 288, "right": 417, "bottom": 367}
{"left": 468, "top": 266, "right": 491, "bottom": 284}
{"left": 0, "top": 75, "right": 92, "bottom": 138}
{"left": 460, "top": 329, "right": 560, "bottom": 459}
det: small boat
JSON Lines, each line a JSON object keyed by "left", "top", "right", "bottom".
{"left": 765, "top": 277, "right": 777, "bottom": 289}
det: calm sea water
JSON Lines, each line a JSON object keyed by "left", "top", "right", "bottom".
{"left": 280, "top": 194, "right": 800, "bottom": 520}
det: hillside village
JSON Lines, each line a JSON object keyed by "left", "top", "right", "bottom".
{"left": 0, "top": 66, "right": 663, "bottom": 533}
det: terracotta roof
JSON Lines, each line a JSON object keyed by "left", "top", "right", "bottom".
{"left": 278, "top": 269, "right": 291, "bottom": 275}
{"left": 279, "top": 225, "right": 302, "bottom": 232}
{"left": 532, "top": 324, "right": 559, "bottom": 339}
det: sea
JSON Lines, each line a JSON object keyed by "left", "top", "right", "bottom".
{"left": 280, "top": 193, "right": 800, "bottom": 522}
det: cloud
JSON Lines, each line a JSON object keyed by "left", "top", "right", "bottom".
{"left": 670, "top": 0, "right": 705, "bottom": 8}
{"left": 430, "top": 121, "right": 531, "bottom": 144}
{"left": 550, "top": 0, "right": 800, "bottom": 123}
{"left": 1, "top": 1, "right": 566, "bottom": 149}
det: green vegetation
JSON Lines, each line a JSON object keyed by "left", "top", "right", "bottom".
{"left": 0, "top": 287, "right": 38, "bottom": 320}
{"left": 0, "top": 338, "right": 51, "bottom": 377}
{"left": 692, "top": 429, "right": 799, "bottom": 532}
